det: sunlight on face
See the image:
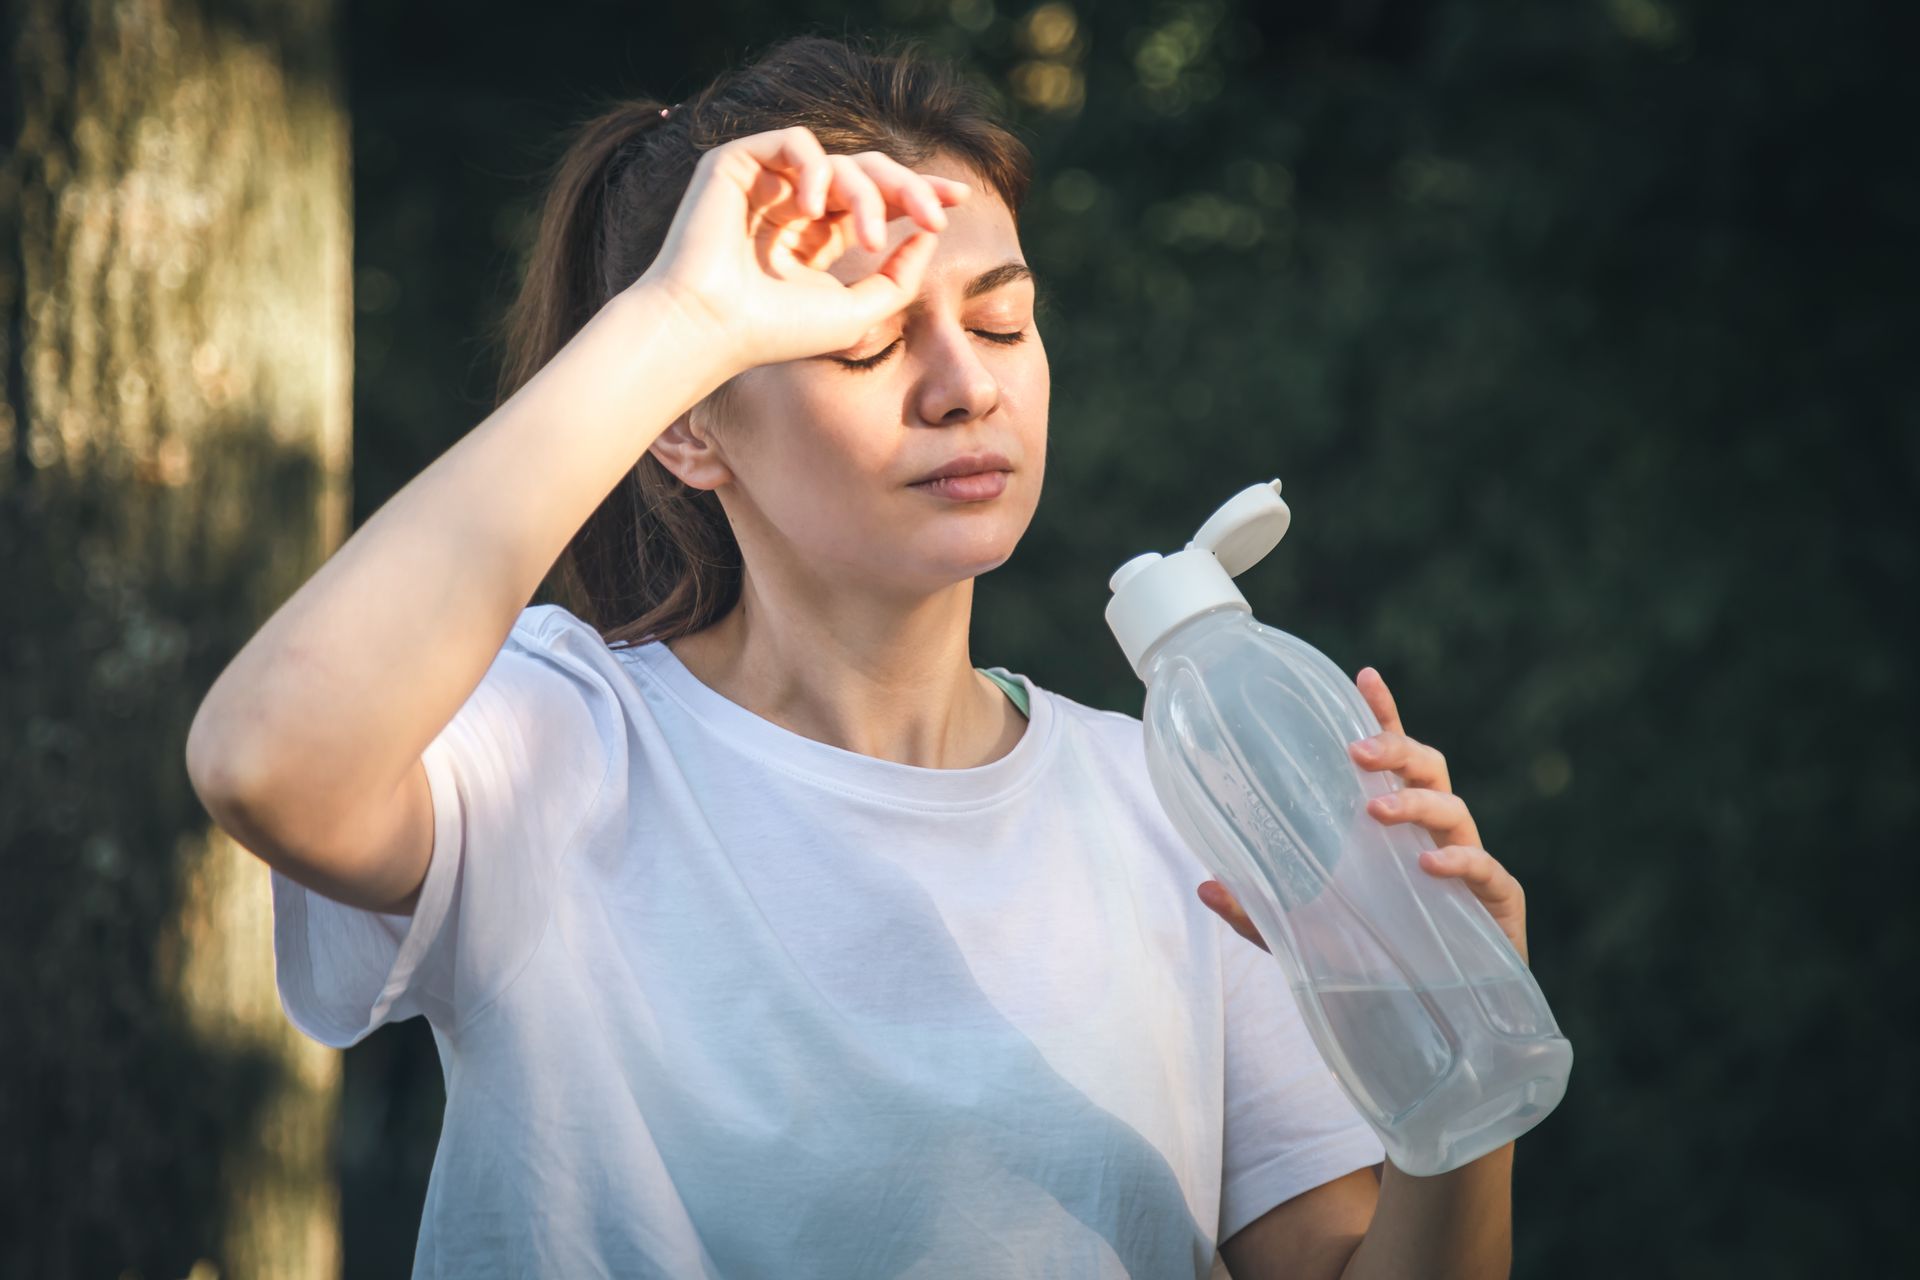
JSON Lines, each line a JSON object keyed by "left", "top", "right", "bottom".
{"left": 706, "top": 152, "right": 1050, "bottom": 600}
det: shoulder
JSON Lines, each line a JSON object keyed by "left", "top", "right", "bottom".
{"left": 511, "top": 601, "right": 605, "bottom": 648}
{"left": 494, "top": 603, "right": 632, "bottom": 679}
{"left": 468, "top": 604, "right": 636, "bottom": 740}
{"left": 1036, "top": 681, "right": 1150, "bottom": 766}
{"left": 1026, "top": 680, "right": 1175, "bottom": 826}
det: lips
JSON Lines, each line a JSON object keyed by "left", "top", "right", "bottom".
{"left": 910, "top": 470, "right": 1009, "bottom": 502}
{"left": 911, "top": 451, "right": 1013, "bottom": 484}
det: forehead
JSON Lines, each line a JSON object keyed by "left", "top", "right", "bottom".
{"left": 827, "top": 155, "right": 1026, "bottom": 302}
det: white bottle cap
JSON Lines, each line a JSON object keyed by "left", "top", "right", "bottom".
{"left": 1105, "top": 479, "right": 1292, "bottom": 681}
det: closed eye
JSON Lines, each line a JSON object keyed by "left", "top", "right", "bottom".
{"left": 836, "top": 329, "right": 1028, "bottom": 372}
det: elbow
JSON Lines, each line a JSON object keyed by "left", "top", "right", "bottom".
{"left": 184, "top": 702, "right": 282, "bottom": 840}
{"left": 183, "top": 725, "right": 306, "bottom": 878}
{"left": 185, "top": 704, "right": 248, "bottom": 813}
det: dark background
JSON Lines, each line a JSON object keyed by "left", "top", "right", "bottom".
{"left": 342, "top": 0, "right": 1916, "bottom": 1273}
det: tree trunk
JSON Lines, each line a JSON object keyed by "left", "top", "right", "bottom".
{"left": 2, "top": 1, "right": 351, "bottom": 1275}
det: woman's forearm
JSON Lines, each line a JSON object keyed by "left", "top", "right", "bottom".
{"left": 185, "top": 283, "right": 733, "bottom": 839}
{"left": 1340, "top": 1142, "right": 1515, "bottom": 1280}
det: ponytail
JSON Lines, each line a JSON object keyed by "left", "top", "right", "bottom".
{"left": 492, "top": 100, "right": 682, "bottom": 407}
{"left": 489, "top": 93, "right": 744, "bottom": 645}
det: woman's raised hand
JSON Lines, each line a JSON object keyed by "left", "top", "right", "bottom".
{"left": 635, "top": 125, "right": 970, "bottom": 374}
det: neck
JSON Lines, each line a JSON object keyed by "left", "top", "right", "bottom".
{"left": 664, "top": 574, "right": 1025, "bottom": 769}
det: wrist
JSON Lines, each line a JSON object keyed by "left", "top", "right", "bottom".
{"left": 622, "top": 274, "right": 749, "bottom": 388}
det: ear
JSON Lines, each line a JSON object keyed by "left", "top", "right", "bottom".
{"left": 647, "top": 401, "right": 735, "bottom": 492}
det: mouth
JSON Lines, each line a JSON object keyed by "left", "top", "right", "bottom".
{"left": 909, "top": 470, "right": 1010, "bottom": 502}
{"left": 910, "top": 451, "right": 1014, "bottom": 486}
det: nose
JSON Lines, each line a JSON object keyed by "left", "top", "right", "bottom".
{"left": 913, "top": 324, "right": 1002, "bottom": 425}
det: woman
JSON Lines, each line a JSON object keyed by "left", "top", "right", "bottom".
{"left": 186, "top": 31, "right": 1529, "bottom": 1280}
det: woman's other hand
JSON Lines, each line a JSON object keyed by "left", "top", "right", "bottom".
{"left": 1198, "top": 667, "right": 1530, "bottom": 967}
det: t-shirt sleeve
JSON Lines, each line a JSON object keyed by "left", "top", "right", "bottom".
{"left": 269, "top": 604, "right": 623, "bottom": 1048}
{"left": 1216, "top": 932, "right": 1388, "bottom": 1243}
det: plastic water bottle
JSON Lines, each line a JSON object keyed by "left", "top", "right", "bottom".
{"left": 1105, "top": 479, "right": 1573, "bottom": 1176}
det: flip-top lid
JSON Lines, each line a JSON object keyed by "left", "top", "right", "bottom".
{"left": 1105, "top": 480, "right": 1292, "bottom": 681}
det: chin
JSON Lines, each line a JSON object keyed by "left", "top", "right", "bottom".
{"left": 887, "top": 541, "right": 1019, "bottom": 590}
{"left": 935, "top": 540, "right": 1020, "bottom": 581}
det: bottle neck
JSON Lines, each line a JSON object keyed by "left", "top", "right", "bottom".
{"left": 1139, "top": 604, "right": 1249, "bottom": 682}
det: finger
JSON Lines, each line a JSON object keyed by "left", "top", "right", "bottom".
{"left": 1365, "top": 786, "right": 1481, "bottom": 848}
{"left": 727, "top": 125, "right": 832, "bottom": 220}
{"left": 1355, "top": 667, "right": 1405, "bottom": 737}
{"left": 822, "top": 154, "right": 891, "bottom": 252}
{"left": 1197, "top": 881, "right": 1269, "bottom": 953}
{"left": 845, "top": 151, "right": 950, "bottom": 234}
{"left": 1416, "top": 845, "right": 1523, "bottom": 902}
{"left": 1418, "top": 847, "right": 1530, "bottom": 962}
{"left": 744, "top": 162, "right": 817, "bottom": 236}
{"left": 843, "top": 227, "right": 938, "bottom": 314}
{"left": 1347, "top": 728, "right": 1451, "bottom": 793}
{"left": 1418, "top": 845, "right": 1492, "bottom": 886}
{"left": 924, "top": 174, "right": 973, "bottom": 205}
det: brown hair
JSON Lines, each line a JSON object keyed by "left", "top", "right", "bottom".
{"left": 488, "top": 30, "right": 1035, "bottom": 648}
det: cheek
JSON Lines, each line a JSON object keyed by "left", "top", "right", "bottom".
{"left": 1013, "top": 358, "right": 1049, "bottom": 447}
{"left": 1010, "top": 339, "right": 1050, "bottom": 407}
{"left": 752, "top": 418, "right": 901, "bottom": 541}
{"left": 749, "top": 386, "right": 882, "bottom": 476}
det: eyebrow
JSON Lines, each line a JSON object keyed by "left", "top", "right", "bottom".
{"left": 964, "top": 261, "right": 1035, "bottom": 300}
{"left": 902, "top": 260, "right": 1036, "bottom": 320}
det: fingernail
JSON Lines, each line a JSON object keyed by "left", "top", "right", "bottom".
{"left": 1351, "top": 736, "right": 1376, "bottom": 756}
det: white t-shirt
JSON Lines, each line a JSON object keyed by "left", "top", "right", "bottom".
{"left": 271, "top": 604, "right": 1384, "bottom": 1279}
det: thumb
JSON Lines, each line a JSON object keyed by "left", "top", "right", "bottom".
{"left": 840, "top": 228, "right": 937, "bottom": 322}
{"left": 1198, "top": 880, "right": 1271, "bottom": 953}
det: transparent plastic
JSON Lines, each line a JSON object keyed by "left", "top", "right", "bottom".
{"left": 1138, "top": 606, "right": 1573, "bottom": 1176}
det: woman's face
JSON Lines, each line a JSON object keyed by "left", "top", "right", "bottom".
{"left": 665, "top": 153, "right": 1049, "bottom": 603}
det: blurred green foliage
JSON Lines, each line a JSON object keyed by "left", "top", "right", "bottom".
{"left": 22, "top": 0, "right": 1910, "bottom": 1273}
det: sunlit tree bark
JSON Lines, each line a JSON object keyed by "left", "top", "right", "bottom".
{"left": 3, "top": 1, "right": 351, "bottom": 1275}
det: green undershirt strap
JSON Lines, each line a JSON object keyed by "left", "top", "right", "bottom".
{"left": 976, "top": 667, "right": 1031, "bottom": 719}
